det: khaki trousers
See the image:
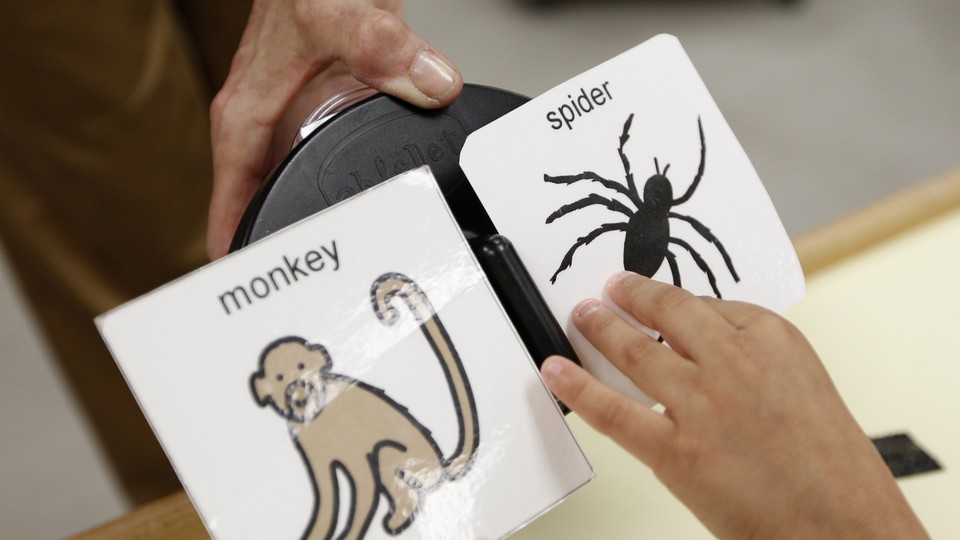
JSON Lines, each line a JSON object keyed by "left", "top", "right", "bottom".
{"left": 0, "top": 1, "right": 250, "bottom": 503}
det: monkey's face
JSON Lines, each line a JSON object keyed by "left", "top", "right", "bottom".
{"left": 252, "top": 340, "right": 331, "bottom": 424}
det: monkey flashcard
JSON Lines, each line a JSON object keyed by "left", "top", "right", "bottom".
{"left": 97, "top": 167, "right": 593, "bottom": 539}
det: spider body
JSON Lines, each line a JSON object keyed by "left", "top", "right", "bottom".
{"left": 623, "top": 173, "right": 673, "bottom": 277}
{"left": 544, "top": 114, "right": 739, "bottom": 297}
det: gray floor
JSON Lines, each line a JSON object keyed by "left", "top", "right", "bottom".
{"left": 1, "top": 0, "right": 957, "bottom": 537}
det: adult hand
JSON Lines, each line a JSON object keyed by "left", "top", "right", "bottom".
{"left": 208, "top": 0, "right": 462, "bottom": 259}
{"left": 541, "top": 272, "right": 927, "bottom": 539}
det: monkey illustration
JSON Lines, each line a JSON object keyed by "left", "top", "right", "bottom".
{"left": 250, "top": 273, "right": 479, "bottom": 540}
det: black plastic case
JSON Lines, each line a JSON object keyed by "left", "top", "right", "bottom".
{"left": 231, "top": 84, "right": 579, "bottom": 370}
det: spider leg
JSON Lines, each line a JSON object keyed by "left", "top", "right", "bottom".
{"left": 546, "top": 193, "right": 633, "bottom": 223}
{"left": 668, "top": 212, "right": 740, "bottom": 282}
{"left": 665, "top": 251, "right": 681, "bottom": 288}
{"left": 618, "top": 114, "right": 640, "bottom": 199}
{"left": 544, "top": 172, "right": 641, "bottom": 208}
{"left": 669, "top": 237, "right": 722, "bottom": 298}
{"left": 654, "top": 251, "right": 684, "bottom": 344}
{"left": 550, "top": 222, "right": 629, "bottom": 283}
{"left": 672, "top": 116, "right": 706, "bottom": 206}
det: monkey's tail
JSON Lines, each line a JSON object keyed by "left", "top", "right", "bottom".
{"left": 371, "top": 273, "right": 479, "bottom": 479}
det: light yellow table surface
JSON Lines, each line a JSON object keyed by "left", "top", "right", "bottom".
{"left": 77, "top": 171, "right": 960, "bottom": 539}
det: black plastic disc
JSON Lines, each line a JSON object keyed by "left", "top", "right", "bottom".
{"left": 231, "top": 84, "right": 530, "bottom": 251}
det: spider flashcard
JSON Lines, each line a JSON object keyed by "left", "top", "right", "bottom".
{"left": 97, "top": 168, "right": 593, "bottom": 539}
{"left": 461, "top": 35, "right": 804, "bottom": 403}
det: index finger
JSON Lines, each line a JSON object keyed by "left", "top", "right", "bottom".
{"left": 606, "top": 272, "right": 734, "bottom": 362}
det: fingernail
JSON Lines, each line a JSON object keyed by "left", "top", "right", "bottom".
{"left": 409, "top": 49, "right": 459, "bottom": 102}
{"left": 607, "top": 271, "right": 637, "bottom": 289}
{"left": 574, "top": 299, "right": 601, "bottom": 320}
{"left": 541, "top": 357, "right": 564, "bottom": 383}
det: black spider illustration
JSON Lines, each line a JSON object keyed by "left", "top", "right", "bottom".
{"left": 543, "top": 114, "right": 740, "bottom": 297}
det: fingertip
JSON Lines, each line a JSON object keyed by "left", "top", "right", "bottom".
{"left": 368, "top": 51, "right": 461, "bottom": 109}
{"left": 606, "top": 271, "right": 645, "bottom": 298}
{"left": 540, "top": 355, "right": 568, "bottom": 384}
{"left": 540, "top": 355, "right": 588, "bottom": 401}
{"left": 407, "top": 48, "right": 462, "bottom": 106}
{"left": 206, "top": 235, "right": 226, "bottom": 261}
{"left": 573, "top": 299, "right": 603, "bottom": 321}
{"left": 342, "top": 10, "right": 462, "bottom": 109}
{"left": 205, "top": 183, "right": 235, "bottom": 261}
{"left": 205, "top": 213, "right": 230, "bottom": 261}
{"left": 206, "top": 181, "right": 250, "bottom": 261}
{"left": 607, "top": 270, "right": 639, "bottom": 288}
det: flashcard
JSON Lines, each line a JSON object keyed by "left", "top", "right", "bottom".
{"left": 97, "top": 167, "right": 592, "bottom": 539}
{"left": 460, "top": 35, "right": 805, "bottom": 403}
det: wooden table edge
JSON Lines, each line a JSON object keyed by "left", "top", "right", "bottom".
{"left": 792, "top": 168, "right": 960, "bottom": 275}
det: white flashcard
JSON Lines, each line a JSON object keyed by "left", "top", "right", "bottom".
{"left": 460, "top": 35, "right": 805, "bottom": 403}
{"left": 97, "top": 167, "right": 592, "bottom": 539}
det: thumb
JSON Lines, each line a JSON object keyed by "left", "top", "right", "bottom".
{"left": 333, "top": 10, "right": 462, "bottom": 108}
